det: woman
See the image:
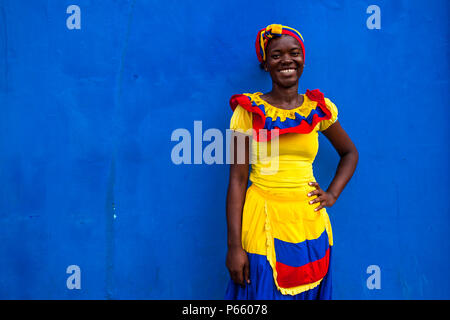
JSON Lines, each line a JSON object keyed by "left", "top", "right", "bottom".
{"left": 225, "top": 24, "right": 358, "bottom": 300}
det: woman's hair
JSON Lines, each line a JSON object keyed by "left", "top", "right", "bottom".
{"left": 259, "top": 62, "right": 266, "bottom": 70}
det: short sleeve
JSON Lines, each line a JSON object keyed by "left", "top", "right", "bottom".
{"left": 230, "top": 105, "right": 253, "bottom": 134}
{"left": 318, "top": 97, "right": 339, "bottom": 131}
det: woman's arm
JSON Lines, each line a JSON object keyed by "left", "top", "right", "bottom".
{"left": 308, "top": 121, "right": 359, "bottom": 211}
{"left": 225, "top": 132, "right": 251, "bottom": 286}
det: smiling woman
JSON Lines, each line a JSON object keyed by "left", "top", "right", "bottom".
{"left": 225, "top": 24, "right": 359, "bottom": 300}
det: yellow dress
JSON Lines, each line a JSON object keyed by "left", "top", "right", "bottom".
{"left": 225, "top": 90, "right": 338, "bottom": 299}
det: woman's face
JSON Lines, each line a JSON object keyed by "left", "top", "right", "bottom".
{"left": 264, "top": 35, "right": 304, "bottom": 88}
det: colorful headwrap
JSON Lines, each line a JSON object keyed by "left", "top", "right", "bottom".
{"left": 255, "top": 24, "right": 305, "bottom": 63}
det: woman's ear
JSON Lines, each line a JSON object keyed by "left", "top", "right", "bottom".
{"left": 259, "top": 61, "right": 269, "bottom": 72}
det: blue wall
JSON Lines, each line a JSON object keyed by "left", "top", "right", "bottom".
{"left": 0, "top": 0, "right": 448, "bottom": 299}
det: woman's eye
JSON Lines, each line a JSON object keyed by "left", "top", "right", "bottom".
{"left": 271, "top": 55, "right": 280, "bottom": 59}
{"left": 291, "top": 52, "right": 299, "bottom": 56}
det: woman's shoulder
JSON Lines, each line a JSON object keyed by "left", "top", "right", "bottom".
{"left": 229, "top": 92, "right": 260, "bottom": 111}
{"left": 304, "top": 89, "right": 338, "bottom": 119}
{"left": 308, "top": 90, "right": 338, "bottom": 131}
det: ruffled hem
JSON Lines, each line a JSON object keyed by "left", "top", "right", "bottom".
{"left": 229, "top": 89, "right": 332, "bottom": 141}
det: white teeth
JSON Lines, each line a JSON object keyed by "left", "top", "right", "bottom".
{"left": 280, "top": 69, "right": 296, "bottom": 73}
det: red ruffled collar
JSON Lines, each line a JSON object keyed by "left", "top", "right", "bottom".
{"left": 229, "top": 89, "right": 332, "bottom": 141}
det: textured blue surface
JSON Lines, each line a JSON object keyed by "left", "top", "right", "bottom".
{"left": 0, "top": 0, "right": 448, "bottom": 299}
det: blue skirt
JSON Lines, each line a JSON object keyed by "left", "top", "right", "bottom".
{"left": 225, "top": 249, "right": 332, "bottom": 300}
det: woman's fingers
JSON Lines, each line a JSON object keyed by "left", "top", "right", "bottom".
{"left": 244, "top": 263, "right": 250, "bottom": 284}
{"left": 308, "top": 193, "right": 326, "bottom": 211}
{"left": 309, "top": 195, "right": 327, "bottom": 208}
{"left": 227, "top": 248, "right": 250, "bottom": 287}
{"left": 232, "top": 265, "right": 250, "bottom": 286}
{"left": 309, "top": 196, "right": 321, "bottom": 204}
{"left": 308, "top": 182, "right": 325, "bottom": 211}
{"left": 314, "top": 202, "right": 326, "bottom": 211}
{"left": 309, "top": 181, "right": 320, "bottom": 189}
{"left": 232, "top": 270, "right": 244, "bottom": 286}
{"left": 307, "top": 189, "right": 321, "bottom": 197}
{"left": 308, "top": 182, "right": 322, "bottom": 196}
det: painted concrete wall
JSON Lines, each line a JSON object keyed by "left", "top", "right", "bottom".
{"left": 0, "top": 0, "right": 448, "bottom": 299}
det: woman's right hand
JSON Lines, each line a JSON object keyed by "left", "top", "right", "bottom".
{"left": 226, "top": 246, "right": 250, "bottom": 286}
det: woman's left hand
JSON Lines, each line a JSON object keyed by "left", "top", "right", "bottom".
{"left": 307, "top": 182, "right": 337, "bottom": 212}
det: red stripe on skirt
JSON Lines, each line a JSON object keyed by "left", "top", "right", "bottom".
{"left": 276, "top": 247, "right": 330, "bottom": 288}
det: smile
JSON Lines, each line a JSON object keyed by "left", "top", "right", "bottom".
{"left": 279, "top": 68, "right": 297, "bottom": 74}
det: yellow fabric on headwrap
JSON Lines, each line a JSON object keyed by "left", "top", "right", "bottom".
{"left": 268, "top": 24, "right": 283, "bottom": 36}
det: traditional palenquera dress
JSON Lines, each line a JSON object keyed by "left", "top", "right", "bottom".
{"left": 225, "top": 89, "right": 338, "bottom": 300}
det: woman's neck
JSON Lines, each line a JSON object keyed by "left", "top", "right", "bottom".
{"left": 263, "top": 83, "right": 303, "bottom": 109}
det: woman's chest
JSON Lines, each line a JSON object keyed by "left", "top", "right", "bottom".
{"left": 251, "top": 130, "right": 319, "bottom": 162}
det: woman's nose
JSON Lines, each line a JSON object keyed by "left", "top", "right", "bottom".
{"left": 280, "top": 57, "right": 293, "bottom": 65}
